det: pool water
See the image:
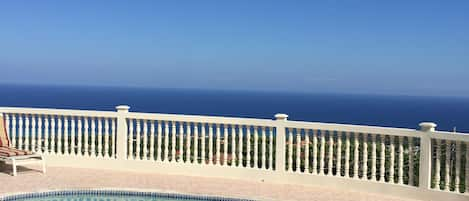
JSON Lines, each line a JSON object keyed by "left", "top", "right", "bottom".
{"left": 1, "top": 190, "right": 252, "bottom": 201}
{"left": 18, "top": 194, "right": 182, "bottom": 201}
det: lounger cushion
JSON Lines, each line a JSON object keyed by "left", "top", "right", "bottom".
{"left": 0, "top": 146, "right": 33, "bottom": 157}
{"left": 0, "top": 115, "right": 10, "bottom": 147}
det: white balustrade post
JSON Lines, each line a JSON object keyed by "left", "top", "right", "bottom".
{"left": 418, "top": 122, "right": 436, "bottom": 190}
{"left": 116, "top": 105, "right": 130, "bottom": 160}
{"left": 274, "top": 113, "right": 288, "bottom": 171}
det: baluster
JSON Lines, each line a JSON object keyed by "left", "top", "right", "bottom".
{"left": 304, "top": 130, "right": 310, "bottom": 173}
{"left": 353, "top": 132, "right": 359, "bottom": 179}
{"left": 31, "top": 115, "right": 36, "bottom": 152}
{"left": 57, "top": 117, "right": 63, "bottom": 154}
{"left": 398, "top": 136, "right": 404, "bottom": 184}
{"left": 150, "top": 121, "right": 155, "bottom": 160}
{"left": 77, "top": 118, "right": 83, "bottom": 155}
{"left": 97, "top": 118, "right": 103, "bottom": 157}
{"left": 104, "top": 118, "right": 110, "bottom": 157}
{"left": 157, "top": 121, "right": 162, "bottom": 161}
{"left": 371, "top": 134, "right": 377, "bottom": 181}
{"left": 186, "top": 122, "right": 192, "bottom": 163}
{"left": 11, "top": 114, "right": 16, "bottom": 148}
{"left": 254, "top": 126, "right": 259, "bottom": 168}
{"left": 51, "top": 117, "right": 56, "bottom": 153}
{"left": 295, "top": 128, "right": 301, "bottom": 172}
{"left": 90, "top": 118, "right": 95, "bottom": 156}
{"left": 135, "top": 120, "right": 141, "bottom": 160}
{"left": 171, "top": 121, "right": 176, "bottom": 161}
{"left": 328, "top": 130, "right": 334, "bottom": 175}
{"left": 24, "top": 115, "right": 30, "bottom": 150}
{"left": 237, "top": 125, "right": 243, "bottom": 167}
{"left": 465, "top": 142, "right": 469, "bottom": 193}
{"left": 193, "top": 123, "right": 199, "bottom": 164}
{"left": 362, "top": 133, "right": 368, "bottom": 180}
{"left": 379, "top": 135, "right": 386, "bottom": 182}
{"left": 37, "top": 115, "right": 42, "bottom": 153}
{"left": 178, "top": 123, "right": 184, "bottom": 161}
{"left": 319, "top": 130, "right": 326, "bottom": 175}
{"left": 389, "top": 136, "right": 395, "bottom": 183}
{"left": 216, "top": 124, "right": 221, "bottom": 165}
{"left": 336, "top": 131, "right": 342, "bottom": 176}
{"left": 44, "top": 117, "right": 49, "bottom": 152}
{"left": 246, "top": 126, "right": 251, "bottom": 167}
{"left": 261, "top": 127, "right": 266, "bottom": 169}
{"left": 208, "top": 123, "right": 213, "bottom": 165}
{"left": 455, "top": 142, "right": 461, "bottom": 192}
{"left": 71, "top": 117, "right": 76, "bottom": 156}
{"left": 408, "top": 137, "right": 414, "bottom": 185}
{"left": 231, "top": 124, "right": 236, "bottom": 166}
{"left": 444, "top": 140, "right": 451, "bottom": 191}
{"left": 344, "top": 132, "right": 350, "bottom": 178}
{"left": 434, "top": 139, "right": 441, "bottom": 189}
{"left": 201, "top": 123, "right": 206, "bottom": 164}
{"left": 18, "top": 115, "right": 23, "bottom": 149}
{"left": 312, "top": 129, "right": 318, "bottom": 174}
{"left": 269, "top": 127, "right": 274, "bottom": 170}
{"left": 142, "top": 120, "right": 148, "bottom": 159}
{"left": 112, "top": 119, "right": 116, "bottom": 157}
{"left": 64, "top": 116, "right": 69, "bottom": 155}
{"left": 287, "top": 128, "right": 293, "bottom": 172}
{"left": 85, "top": 118, "right": 90, "bottom": 156}
{"left": 164, "top": 121, "right": 170, "bottom": 161}
{"left": 223, "top": 125, "right": 228, "bottom": 165}
{"left": 128, "top": 119, "right": 134, "bottom": 159}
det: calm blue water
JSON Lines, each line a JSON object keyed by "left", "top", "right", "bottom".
{"left": 1, "top": 84, "right": 468, "bottom": 132}
{"left": 17, "top": 194, "right": 188, "bottom": 201}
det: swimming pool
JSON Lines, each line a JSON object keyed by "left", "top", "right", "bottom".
{"left": 0, "top": 190, "right": 254, "bottom": 201}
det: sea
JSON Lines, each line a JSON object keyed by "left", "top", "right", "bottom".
{"left": 1, "top": 84, "right": 468, "bottom": 133}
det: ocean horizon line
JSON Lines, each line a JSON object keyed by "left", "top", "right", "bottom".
{"left": 2, "top": 82, "right": 469, "bottom": 100}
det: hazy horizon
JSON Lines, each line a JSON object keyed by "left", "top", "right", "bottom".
{"left": 2, "top": 82, "right": 469, "bottom": 99}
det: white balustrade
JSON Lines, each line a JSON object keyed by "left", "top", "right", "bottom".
{"left": 1, "top": 106, "right": 468, "bottom": 200}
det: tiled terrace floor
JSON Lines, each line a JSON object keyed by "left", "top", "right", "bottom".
{"left": 0, "top": 164, "right": 418, "bottom": 201}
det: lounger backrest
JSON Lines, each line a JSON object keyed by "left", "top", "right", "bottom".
{"left": 0, "top": 114, "right": 10, "bottom": 147}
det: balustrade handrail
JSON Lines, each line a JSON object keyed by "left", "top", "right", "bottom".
{"left": 0, "top": 107, "right": 118, "bottom": 118}
{"left": 126, "top": 111, "right": 276, "bottom": 127}
{"left": 284, "top": 120, "right": 421, "bottom": 137}
{"left": 430, "top": 131, "right": 469, "bottom": 142}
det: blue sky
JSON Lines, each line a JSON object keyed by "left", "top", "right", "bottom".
{"left": 1, "top": 1, "right": 468, "bottom": 96}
